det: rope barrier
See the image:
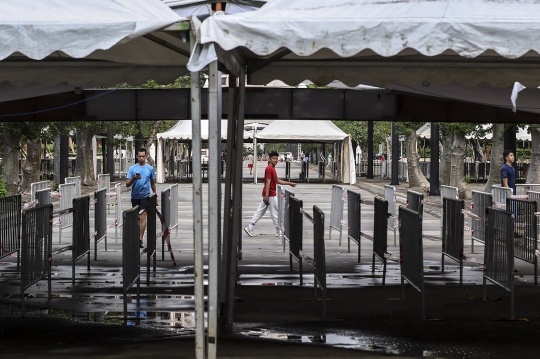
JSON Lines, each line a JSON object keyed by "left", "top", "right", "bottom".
{"left": 395, "top": 196, "right": 407, "bottom": 204}
{"left": 421, "top": 200, "right": 443, "bottom": 209}
{"left": 299, "top": 250, "right": 316, "bottom": 267}
{"left": 156, "top": 209, "right": 177, "bottom": 267}
{"left": 52, "top": 245, "right": 74, "bottom": 256}
{"left": 384, "top": 252, "right": 399, "bottom": 262}
{"left": 422, "top": 234, "right": 442, "bottom": 241}
{"left": 360, "top": 199, "right": 375, "bottom": 205}
{"left": 23, "top": 200, "right": 39, "bottom": 209}
{"left": 300, "top": 208, "right": 314, "bottom": 224}
{"left": 360, "top": 231, "right": 373, "bottom": 241}
{"left": 462, "top": 255, "right": 484, "bottom": 265}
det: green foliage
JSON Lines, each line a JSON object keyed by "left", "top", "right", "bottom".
{"left": 516, "top": 147, "right": 531, "bottom": 160}
{"left": 333, "top": 121, "right": 391, "bottom": 150}
{"left": 464, "top": 175, "right": 471, "bottom": 183}
{"left": 0, "top": 167, "right": 8, "bottom": 196}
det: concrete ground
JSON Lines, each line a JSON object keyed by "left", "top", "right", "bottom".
{"left": 1, "top": 161, "right": 539, "bottom": 358}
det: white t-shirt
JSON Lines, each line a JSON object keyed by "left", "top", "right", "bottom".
{"left": 248, "top": 154, "right": 254, "bottom": 164}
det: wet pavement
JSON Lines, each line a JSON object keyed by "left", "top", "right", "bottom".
{"left": 2, "top": 165, "right": 540, "bottom": 358}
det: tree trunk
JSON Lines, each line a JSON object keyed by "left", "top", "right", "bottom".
{"left": 526, "top": 126, "right": 540, "bottom": 183}
{"left": 75, "top": 128, "right": 96, "bottom": 186}
{"left": 20, "top": 139, "right": 42, "bottom": 193}
{"left": 484, "top": 123, "right": 504, "bottom": 192}
{"left": 2, "top": 130, "right": 22, "bottom": 194}
{"left": 144, "top": 120, "right": 162, "bottom": 167}
{"left": 405, "top": 131, "right": 430, "bottom": 191}
{"left": 449, "top": 133, "right": 471, "bottom": 200}
{"left": 440, "top": 133, "right": 453, "bottom": 186}
{"left": 474, "top": 140, "right": 485, "bottom": 162}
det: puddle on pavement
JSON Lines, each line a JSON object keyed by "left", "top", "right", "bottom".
{"left": 237, "top": 327, "right": 496, "bottom": 359}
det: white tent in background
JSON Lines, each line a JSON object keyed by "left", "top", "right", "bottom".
{"left": 255, "top": 120, "right": 356, "bottom": 184}
{"left": 417, "top": 123, "right": 532, "bottom": 141}
{"left": 155, "top": 119, "right": 252, "bottom": 183}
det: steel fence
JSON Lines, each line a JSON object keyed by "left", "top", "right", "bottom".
{"left": 169, "top": 184, "right": 179, "bottom": 237}
{"left": 372, "top": 197, "right": 389, "bottom": 285}
{"left": 65, "top": 176, "right": 81, "bottom": 197}
{"left": 492, "top": 185, "right": 512, "bottom": 209}
{"left": 279, "top": 186, "right": 295, "bottom": 252}
{"left": 35, "top": 188, "right": 51, "bottom": 206}
{"left": 58, "top": 182, "right": 77, "bottom": 244}
{"left": 114, "top": 183, "right": 123, "bottom": 242}
{"left": 347, "top": 190, "right": 361, "bottom": 262}
{"left": 442, "top": 198, "right": 465, "bottom": 284}
{"left": 30, "top": 181, "right": 50, "bottom": 202}
{"left": 471, "top": 191, "right": 492, "bottom": 253}
{"left": 94, "top": 188, "right": 108, "bottom": 260}
{"left": 285, "top": 160, "right": 291, "bottom": 182}
{"left": 122, "top": 206, "right": 141, "bottom": 325}
{"left": 384, "top": 185, "right": 397, "bottom": 246}
{"left": 21, "top": 204, "right": 53, "bottom": 315}
{"left": 97, "top": 173, "right": 113, "bottom": 213}
{"left": 407, "top": 190, "right": 424, "bottom": 216}
{"left": 527, "top": 191, "right": 540, "bottom": 244}
{"left": 440, "top": 185, "right": 458, "bottom": 228}
{"left": 161, "top": 188, "right": 171, "bottom": 262}
{"left": 516, "top": 184, "right": 540, "bottom": 196}
{"left": 483, "top": 206, "right": 514, "bottom": 320}
{"left": 72, "top": 195, "right": 91, "bottom": 284}
{"left": 146, "top": 195, "right": 158, "bottom": 283}
{"left": 329, "top": 185, "right": 344, "bottom": 246}
{"left": 312, "top": 205, "right": 327, "bottom": 320}
{"left": 399, "top": 206, "right": 425, "bottom": 320}
{"left": 288, "top": 196, "right": 304, "bottom": 285}
{"left": 507, "top": 198, "right": 537, "bottom": 285}
{"left": 0, "top": 194, "right": 21, "bottom": 267}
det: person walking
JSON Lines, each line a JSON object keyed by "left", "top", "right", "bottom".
{"left": 244, "top": 151, "right": 296, "bottom": 237}
{"left": 501, "top": 149, "right": 516, "bottom": 194}
{"left": 126, "top": 148, "right": 157, "bottom": 248}
{"left": 327, "top": 152, "right": 333, "bottom": 169}
{"left": 247, "top": 153, "right": 254, "bottom": 175}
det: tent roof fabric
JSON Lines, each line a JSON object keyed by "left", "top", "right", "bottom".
{"left": 193, "top": 0, "right": 540, "bottom": 88}
{"left": 255, "top": 120, "right": 347, "bottom": 143}
{"left": 157, "top": 119, "right": 251, "bottom": 140}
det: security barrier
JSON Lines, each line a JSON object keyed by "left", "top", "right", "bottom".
{"left": 58, "top": 182, "right": 77, "bottom": 244}
{"left": 516, "top": 184, "right": 540, "bottom": 196}
{"left": 72, "top": 195, "right": 91, "bottom": 284}
{"left": 285, "top": 160, "right": 291, "bottom": 181}
{"left": 406, "top": 190, "right": 424, "bottom": 216}
{"left": 347, "top": 190, "right": 361, "bottom": 262}
{"left": 440, "top": 185, "right": 458, "bottom": 228}
{"left": 122, "top": 206, "right": 141, "bottom": 325}
{"left": 384, "top": 185, "right": 397, "bottom": 246}
{"left": 30, "top": 181, "right": 50, "bottom": 201}
{"left": 329, "top": 185, "right": 344, "bottom": 246}
{"left": 35, "top": 188, "right": 51, "bottom": 206}
{"left": 278, "top": 186, "right": 294, "bottom": 252}
{"left": 114, "top": 183, "right": 123, "bottom": 242}
{"left": 169, "top": 184, "right": 179, "bottom": 238}
{"left": 65, "top": 176, "right": 81, "bottom": 197}
{"left": 507, "top": 198, "right": 538, "bottom": 285}
{"left": 492, "top": 185, "right": 512, "bottom": 209}
{"left": 21, "top": 204, "right": 53, "bottom": 315}
{"left": 97, "top": 173, "right": 113, "bottom": 213}
{"left": 471, "top": 191, "right": 492, "bottom": 253}
{"left": 146, "top": 195, "right": 158, "bottom": 283}
{"left": 94, "top": 188, "right": 108, "bottom": 260}
{"left": 161, "top": 188, "right": 171, "bottom": 261}
{"left": 399, "top": 206, "right": 425, "bottom": 320}
{"left": 288, "top": 196, "right": 304, "bottom": 285}
{"left": 372, "top": 197, "right": 389, "bottom": 284}
{"left": 483, "top": 207, "right": 514, "bottom": 320}
{"left": 0, "top": 194, "right": 21, "bottom": 267}
{"left": 441, "top": 198, "right": 465, "bottom": 285}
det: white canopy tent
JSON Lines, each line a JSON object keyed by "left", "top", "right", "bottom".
{"left": 155, "top": 119, "right": 252, "bottom": 183}
{"left": 417, "top": 123, "right": 532, "bottom": 141}
{"left": 255, "top": 120, "right": 356, "bottom": 184}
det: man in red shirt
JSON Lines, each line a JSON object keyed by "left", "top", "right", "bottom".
{"left": 244, "top": 151, "right": 297, "bottom": 237}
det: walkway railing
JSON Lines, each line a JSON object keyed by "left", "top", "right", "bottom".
{"left": 278, "top": 186, "right": 294, "bottom": 253}
{"left": 372, "top": 197, "right": 389, "bottom": 284}
{"left": 441, "top": 198, "right": 465, "bottom": 285}
{"left": 0, "top": 194, "right": 21, "bottom": 268}
{"left": 30, "top": 181, "right": 50, "bottom": 202}
{"left": 329, "top": 185, "right": 344, "bottom": 246}
{"left": 507, "top": 197, "right": 537, "bottom": 285}
{"left": 470, "top": 191, "right": 492, "bottom": 253}
{"left": 94, "top": 188, "right": 108, "bottom": 260}
{"left": 58, "top": 182, "right": 77, "bottom": 244}
{"left": 71, "top": 195, "right": 91, "bottom": 284}
{"left": 288, "top": 196, "right": 304, "bottom": 285}
{"left": 122, "top": 206, "right": 141, "bottom": 325}
{"left": 346, "top": 190, "right": 361, "bottom": 262}
{"left": 384, "top": 185, "right": 397, "bottom": 246}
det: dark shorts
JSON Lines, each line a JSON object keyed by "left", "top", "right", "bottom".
{"left": 131, "top": 197, "right": 150, "bottom": 211}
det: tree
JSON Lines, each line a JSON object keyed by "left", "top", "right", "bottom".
{"left": 2, "top": 128, "right": 22, "bottom": 194}
{"left": 394, "top": 122, "right": 430, "bottom": 190}
{"left": 483, "top": 123, "right": 504, "bottom": 192}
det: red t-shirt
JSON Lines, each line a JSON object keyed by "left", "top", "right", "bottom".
{"left": 262, "top": 164, "right": 278, "bottom": 197}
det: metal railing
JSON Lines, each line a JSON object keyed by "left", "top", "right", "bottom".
{"left": 58, "top": 182, "right": 77, "bottom": 244}
{"left": 93, "top": 188, "right": 108, "bottom": 260}
{"left": 65, "top": 176, "right": 81, "bottom": 197}
{"left": 471, "top": 191, "right": 492, "bottom": 253}
{"left": 30, "top": 181, "right": 50, "bottom": 202}
{"left": 97, "top": 173, "right": 114, "bottom": 213}
{"left": 285, "top": 160, "right": 291, "bottom": 181}
{"left": 146, "top": 195, "right": 158, "bottom": 283}
{"left": 329, "top": 185, "right": 344, "bottom": 246}
{"left": 399, "top": 206, "right": 425, "bottom": 320}
{"left": 372, "top": 197, "right": 389, "bottom": 285}
{"left": 278, "top": 186, "right": 294, "bottom": 253}
{"left": 528, "top": 191, "right": 540, "bottom": 244}
{"left": 21, "top": 204, "right": 53, "bottom": 315}
{"left": 72, "top": 195, "right": 91, "bottom": 284}
{"left": 492, "top": 185, "right": 512, "bottom": 209}
{"left": 406, "top": 190, "right": 424, "bottom": 216}
{"left": 384, "top": 185, "right": 397, "bottom": 246}
{"left": 122, "top": 206, "right": 141, "bottom": 325}
{"left": 483, "top": 206, "right": 514, "bottom": 320}
{"left": 306, "top": 205, "right": 326, "bottom": 320}
{"left": 442, "top": 198, "right": 465, "bottom": 285}
{"left": 288, "top": 196, "right": 304, "bottom": 285}
{"left": 507, "top": 198, "right": 537, "bottom": 285}
{"left": 440, "top": 185, "right": 458, "bottom": 229}
{"left": 35, "top": 188, "right": 51, "bottom": 206}
{"left": 161, "top": 188, "right": 171, "bottom": 262}
{"left": 516, "top": 184, "right": 540, "bottom": 196}
{"left": 347, "top": 190, "right": 361, "bottom": 262}
{"left": 169, "top": 184, "right": 179, "bottom": 238}
{"left": 114, "top": 183, "right": 124, "bottom": 242}
{"left": 0, "top": 194, "right": 21, "bottom": 268}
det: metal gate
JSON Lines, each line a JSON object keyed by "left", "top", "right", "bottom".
{"left": 492, "top": 185, "right": 512, "bottom": 209}
{"left": 97, "top": 173, "right": 113, "bottom": 213}
{"left": 347, "top": 190, "right": 361, "bottom": 262}
{"left": 30, "top": 181, "right": 50, "bottom": 202}
{"left": 0, "top": 194, "right": 21, "bottom": 267}
{"left": 407, "top": 190, "right": 424, "bottom": 216}
{"left": 169, "top": 184, "right": 179, "bottom": 237}
{"left": 161, "top": 188, "right": 171, "bottom": 261}
{"left": 384, "top": 185, "right": 397, "bottom": 246}
{"left": 442, "top": 198, "right": 465, "bottom": 284}
{"left": 279, "top": 187, "right": 294, "bottom": 252}
{"left": 312, "top": 205, "right": 326, "bottom": 319}
{"left": 372, "top": 197, "right": 389, "bottom": 284}
{"left": 122, "top": 206, "right": 141, "bottom": 325}
{"left": 329, "top": 185, "right": 344, "bottom": 246}
{"left": 65, "top": 176, "right": 81, "bottom": 197}
{"left": 94, "top": 188, "right": 108, "bottom": 260}
{"left": 440, "top": 185, "right": 458, "bottom": 228}
{"left": 114, "top": 183, "right": 124, "bottom": 242}
{"left": 36, "top": 188, "right": 51, "bottom": 206}
{"left": 146, "top": 195, "right": 158, "bottom": 283}
{"left": 58, "top": 182, "right": 77, "bottom": 244}
{"left": 507, "top": 198, "right": 537, "bottom": 285}
{"left": 72, "top": 195, "right": 91, "bottom": 284}
{"left": 471, "top": 191, "right": 492, "bottom": 253}
{"left": 288, "top": 196, "right": 304, "bottom": 285}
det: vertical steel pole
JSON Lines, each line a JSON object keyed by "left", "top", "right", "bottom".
{"left": 207, "top": 60, "right": 220, "bottom": 359}
{"left": 391, "top": 122, "right": 399, "bottom": 185}
{"left": 367, "top": 121, "right": 374, "bottom": 179}
{"left": 190, "top": 33, "right": 205, "bottom": 359}
{"left": 253, "top": 133, "right": 258, "bottom": 184}
{"left": 429, "top": 122, "right": 440, "bottom": 196}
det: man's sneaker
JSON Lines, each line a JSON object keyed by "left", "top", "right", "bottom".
{"left": 276, "top": 231, "right": 279, "bottom": 237}
{"left": 139, "top": 241, "right": 145, "bottom": 248}
{"left": 244, "top": 227, "right": 255, "bottom": 237}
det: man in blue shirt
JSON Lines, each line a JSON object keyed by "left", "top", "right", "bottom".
{"left": 127, "top": 148, "right": 157, "bottom": 248}
{"left": 501, "top": 150, "right": 516, "bottom": 195}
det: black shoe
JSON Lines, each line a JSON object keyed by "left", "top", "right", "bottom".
{"left": 139, "top": 241, "right": 145, "bottom": 248}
